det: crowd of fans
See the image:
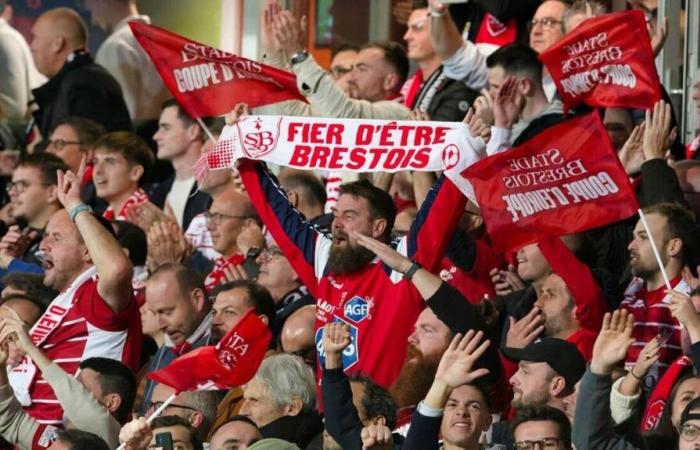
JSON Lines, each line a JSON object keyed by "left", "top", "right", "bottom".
{"left": 0, "top": 0, "right": 699, "bottom": 449}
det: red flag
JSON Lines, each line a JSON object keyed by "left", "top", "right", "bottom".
{"left": 129, "top": 21, "right": 306, "bottom": 118}
{"left": 538, "top": 10, "right": 661, "bottom": 112}
{"left": 147, "top": 310, "right": 271, "bottom": 393}
{"left": 461, "top": 112, "right": 639, "bottom": 252}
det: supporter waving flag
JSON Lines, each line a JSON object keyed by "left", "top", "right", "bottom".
{"left": 129, "top": 21, "right": 306, "bottom": 117}
{"left": 539, "top": 10, "right": 661, "bottom": 112}
{"left": 147, "top": 310, "right": 271, "bottom": 393}
{"left": 462, "top": 111, "right": 639, "bottom": 252}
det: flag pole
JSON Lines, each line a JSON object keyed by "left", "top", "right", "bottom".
{"left": 637, "top": 208, "right": 672, "bottom": 290}
{"left": 114, "top": 393, "right": 176, "bottom": 450}
{"left": 196, "top": 117, "right": 217, "bottom": 143}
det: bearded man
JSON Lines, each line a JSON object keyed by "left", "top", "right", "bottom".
{"left": 239, "top": 160, "right": 466, "bottom": 390}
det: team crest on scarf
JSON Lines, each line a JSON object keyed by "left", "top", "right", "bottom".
{"left": 238, "top": 116, "right": 283, "bottom": 158}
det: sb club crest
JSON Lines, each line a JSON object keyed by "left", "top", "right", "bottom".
{"left": 237, "top": 116, "right": 283, "bottom": 158}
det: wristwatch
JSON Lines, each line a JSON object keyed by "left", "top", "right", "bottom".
{"left": 290, "top": 50, "right": 309, "bottom": 65}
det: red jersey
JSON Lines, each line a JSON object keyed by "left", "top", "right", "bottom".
{"left": 240, "top": 160, "right": 466, "bottom": 389}
{"left": 9, "top": 268, "right": 142, "bottom": 425}
{"left": 620, "top": 276, "right": 689, "bottom": 383}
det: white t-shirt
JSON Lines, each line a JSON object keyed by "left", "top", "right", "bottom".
{"left": 166, "top": 177, "right": 196, "bottom": 227}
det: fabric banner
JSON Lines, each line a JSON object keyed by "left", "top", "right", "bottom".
{"left": 194, "top": 115, "right": 485, "bottom": 200}
{"left": 461, "top": 112, "right": 639, "bottom": 252}
{"left": 147, "top": 310, "right": 271, "bottom": 392}
{"left": 129, "top": 21, "right": 306, "bottom": 118}
{"left": 538, "top": 10, "right": 661, "bottom": 112}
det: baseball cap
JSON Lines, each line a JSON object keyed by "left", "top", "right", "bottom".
{"left": 247, "top": 439, "right": 301, "bottom": 450}
{"left": 502, "top": 338, "right": 586, "bottom": 389}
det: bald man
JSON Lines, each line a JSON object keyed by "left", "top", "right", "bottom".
{"left": 204, "top": 186, "right": 262, "bottom": 290}
{"left": 281, "top": 305, "right": 316, "bottom": 368}
{"left": 30, "top": 7, "right": 131, "bottom": 137}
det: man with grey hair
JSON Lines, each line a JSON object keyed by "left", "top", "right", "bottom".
{"left": 240, "top": 354, "right": 322, "bottom": 448}
{"left": 562, "top": 0, "right": 608, "bottom": 33}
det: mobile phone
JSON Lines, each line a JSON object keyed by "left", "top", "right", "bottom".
{"left": 155, "top": 432, "right": 173, "bottom": 450}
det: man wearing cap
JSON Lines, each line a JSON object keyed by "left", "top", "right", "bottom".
{"left": 497, "top": 337, "right": 585, "bottom": 448}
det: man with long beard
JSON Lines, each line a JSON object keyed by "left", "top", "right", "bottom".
{"left": 235, "top": 107, "right": 471, "bottom": 390}
{"left": 239, "top": 159, "right": 465, "bottom": 390}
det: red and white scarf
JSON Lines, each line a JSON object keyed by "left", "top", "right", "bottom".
{"left": 205, "top": 253, "right": 246, "bottom": 291}
{"left": 102, "top": 188, "right": 149, "bottom": 221}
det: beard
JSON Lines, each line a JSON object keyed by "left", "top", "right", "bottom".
{"left": 390, "top": 344, "right": 441, "bottom": 409}
{"left": 327, "top": 239, "right": 376, "bottom": 275}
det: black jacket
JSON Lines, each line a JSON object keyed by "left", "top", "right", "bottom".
{"left": 260, "top": 410, "right": 323, "bottom": 449}
{"left": 322, "top": 367, "right": 404, "bottom": 450}
{"left": 32, "top": 51, "right": 131, "bottom": 136}
{"left": 419, "top": 67, "right": 479, "bottom": 123}
{"left": 147, "top": 175, "right": 212, "bottom": 230}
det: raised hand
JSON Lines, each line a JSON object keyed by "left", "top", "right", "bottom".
{"left": 0, "top": 307, "right": 35, "bottom": 356}
{"left": 464, "top": 108, "right": 490, "bottom": 144}
{"left": 435, "top": 330, "right": 490, "bottom": 388}
{"left": 651, "top": 17, "right": 668, "bottom": 57}
{"left": 272, "top": 10, "right": 306, "bottom": 55}
{"left": 221, "top": 264, "right": 249, "bottom": 283}
{"left": 352, "top": 232, "right": 412, "bottom": 274}
{"left": 322, "top": 322, "right": 351, "bottom": 369}
{"left": 56, "top": 155, "right": 87, "bottom": 211}
{"left": 668, "top": 289, "right": 700, "bottom": 343}
{"left": 632, "top": 336, "right": 660, "bottom": 379}
{"left": 493, "top": 76, "right": 524, "bottom": 130}
{"left": 261, "top": 0, "right": 283, "bottom": 53}
{"left": 236, "top": 221, "right": 265, "bottom": 256}
{"left": 147, "top": 221, "right": 190, "bottom": 270}
{"left": 682, "top": 266, "right": 700, "bottom": 290}
{"left": 591, "top": 310, "right": 636, "bottom": 375}
{"left": 506, "top": 307, "right": 544, "bottom": 349}
{"left": 473, "top": 90, "right": 494, "bottom": 127}
{"left": 118, "top": 415, "right": 152, "bottom": 450}
{"left": 0, "top": 225, "right": 37, "bottom": 269}
{"left": 226, "top": 103, "right": 250, "bottom": 126}
{"left": 618, "top": 123, "right": 645, "bottom": 175}
{"left": 642, "top": 100, "right": 673, "bottom": 161}
{"left": 490, "top": 265, "right": 526, "bottom": 296}
{"left": 361, "top": 424, "right": 393, "bottom": 450}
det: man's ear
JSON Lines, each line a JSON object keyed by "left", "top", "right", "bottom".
{"left": 51, "top": 35, "right": 66, "bottom": 54}
{"left": 285, "top": 398, "right": 303, "bottom": 417}
{"left": 46, "top": 185, "right": 59, "bottom": 204}
{"left": 382, "top": 73, "right": 400, "bottom": 94}
{"left": 517, "top": 78, "right": 536, "bottom": 97}
{"left": 371, "top": 218, "right": 387, "bottom": 239}
{"left": 186, "top": 123, "right": 202, "bottom": 143}
{"left": 188, "top": 411, "right": 204, "bottom": 428}
{"left": 667, "top": 237, "right": 682, "bottom": 259}
{"left": 258, "top": 314, "right": 269, "bottom": 326}
{"left": 104, "top": 393, "right": 122, "bottom": 416}
{"left": 287, "top": 190, "right": 299, "bottom": 209}
{"left": 191, "top": 288, "right": 206, "bottom": 312}
{"left": 550, "top": 375, "right": 567, "bottom": 398}
{"left": 129, "top": 164, "right": 144, "bottom": 183}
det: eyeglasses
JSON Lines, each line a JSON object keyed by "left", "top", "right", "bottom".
{"left": 46, "top": 139, "right": 82, "bottom": 150}
{"left": 145, "top": 400, "right": 199, "bottom": 414}
{"left": 529, "top": 17, "right": 563, "bottom": 30}
{"left": 259, "top": 247, "right": 284, "bottom": 263}
{"left": 514, "top": 437, "right": 563, "bottom": 450}
{"left": 6, "top": 181, "right": 52, "bottom": 194}
{"left": 682, "top": 424, "right": 700, "bottom": 442}
{"left": 203, "top": 211, "right": 250, "bottom": 226}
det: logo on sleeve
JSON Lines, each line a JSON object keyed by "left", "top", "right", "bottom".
{"left": 344, "top": 296, "right": 370, "bottom": 323}
{"left": 315, "top": 316, "right": 359, "bottom": 370}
